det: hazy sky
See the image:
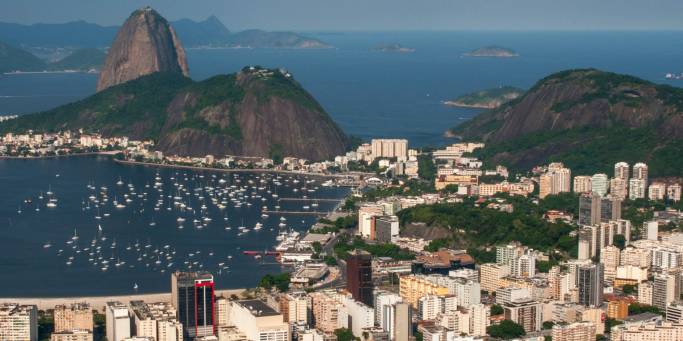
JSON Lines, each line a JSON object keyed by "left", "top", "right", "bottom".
{"left": 1, "top": 0, "right": 683, "bottom": 31}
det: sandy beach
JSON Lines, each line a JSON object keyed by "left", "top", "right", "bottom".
{"left": 0, "top": 288, "right": 245, "bottom": 311}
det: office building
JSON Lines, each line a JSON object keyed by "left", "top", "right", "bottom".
{"left": 54, "top": 303, "right": 93, "bottom": 333}
{"left": 591, "top": 173, "right": 609, "bottom": 196}
{"left": 358, "top": 205, "right": 385, "bottom": 239}
{"left": 574, "top": 176, "right": 592, "bottom": 194}
{"left": 577, "top": 263, "right": 603, "bottom": 307}
{"left": 106, "top": 302, "right": 131, "bottom": 341}
{"left": 230, "top": 300, "right": 289, "bottom": 341}
{"left": 578, "top": 193, "right": 621, "bottom": 226}
{"left": 374, "top": 215, "right": 399, "bottom": 243}
{"left": 615, "top": 162, "right": 630, "bottom": 180}
{"left": 171, "top": 271, "right": 215, "bottom": 338}
{"left": 0, "top": 304, "right": 38, "bottom": 341}
{"left": 347, "top": 250, "right": 373, "bottom": 306}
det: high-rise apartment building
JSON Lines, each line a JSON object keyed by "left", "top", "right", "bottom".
{"left": 398, "top": 275, "right": 449, "bottom": 308}
{"left": 346, "top": 250, "right": 373, "bottom": 306}
{"left": 668, "top": 184, "right": 682, "bottom": 202}
{"left": 610, "top": 178, "right": 628, "bottom": 200}
{"left": 0, "top": 304, "right": 38, "bottom": 341}
{"left": 600, "top": 245, "right": 621, "bottom": 282}
{"left": 54, "top": 303, "right": 93, "bottom": 333}
{"left": 129, "top": 301, "right": 182, "bottom": 341}
{"left": 614, "top": 162, "right": 629, "bottom": 180}
{"left": 539, "top": 165, "right": 571, "bottom": 199}
{"left": 629, "top": 178, "right": 647, "bottom": 200}
{"left": 573, "top": 176, "right": 593, "bottom": 194}
{"left": 358, "top": 204, "right": 385, "bottom": 239}
{"left": 105, "top": 302, "right": 130, "bottom": 341}
{"left": 653, "top": 270, "right": 681, "bottom": 310}
{"left": 393, "top": 303, "right": 412, "bottom": 341}
{"left": 374, "top": 215, "right": 399, "bottom": 243}
{"left": 649, "top": 182, "right": 667, "bottom": 201}
{"left": 633, "top": 163, "right": 648, "bottom": 183}
{"left": 370, "top": 139, "right": 408, "bottom": 161}
{"left": 171, "top": 271, "right": 215, "bottom": 338}
{"left": 591, "top": 173, "right": 609, "bottom": 197}
{"left": 502, "top": 296, "right": 542, "bottom": 333}
{"left": 229, "top": 300, "right": 289, "bottom": 341}
{"left": 479, "top": 263, "right": 510, "bottom": 293}
{"left": 551, "top": 322, "right": 597, "bottom": 341}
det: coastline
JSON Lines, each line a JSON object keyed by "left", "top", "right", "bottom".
{"left": 0, "top": 288, "right": 244, "bottom": 311}
{"left": 113, "top": 158, "right": 357, "bottom": 179}
{"left": 0, "top": 151, "right": 119, "bottom": 160}
{"left": 443, "top": 101, "right": 496, "bottom": 109}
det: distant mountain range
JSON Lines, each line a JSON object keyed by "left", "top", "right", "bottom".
{"left": 0, "top": 40, "right": 105, "bottom": 73}
{"left": 0, "top": 16, "right": 330, "bottom": 49}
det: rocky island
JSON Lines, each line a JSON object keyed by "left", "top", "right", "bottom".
{"left": 372, "top": 43, "right": 415, "bottom": 53}
{"left": 444, "top": 86, "right": 523, "bottom": 109}
{"left": 463, "top": 46, "right": 519, "bottom": 58}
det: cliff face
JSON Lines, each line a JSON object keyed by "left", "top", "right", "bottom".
{"left": 451, "top": 69, "right": 683, "bottom": 176}
{"left": 96, "top": 7, "right": 189, "bottom": 92}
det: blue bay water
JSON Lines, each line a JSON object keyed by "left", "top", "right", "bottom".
{"left": 1, "top": 31, "right": 683, "bottom": 296}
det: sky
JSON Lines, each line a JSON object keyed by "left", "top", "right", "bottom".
{"left": 1, "top": 0, "right": 683, "bottom": 31}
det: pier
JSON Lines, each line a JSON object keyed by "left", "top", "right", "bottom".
{"left": 277, "top": 197, "right": 343, "bottom": 202}
{"left": 262, "top": 210, "right": 330, "bottom": 216}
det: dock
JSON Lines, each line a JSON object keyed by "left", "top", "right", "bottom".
{"left": 277, "top": 197, "right": 343, "bottom": 202}
{"left": 262, "top": 210, "right": 330, "bottom": 216}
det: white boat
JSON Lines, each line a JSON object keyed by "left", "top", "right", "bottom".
{"left": 254, "top": 222, "right": 263, "bottom": 230}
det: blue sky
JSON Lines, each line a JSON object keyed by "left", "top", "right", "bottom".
{"left": 2, "top": 0, "right": 683, "bottom": 31}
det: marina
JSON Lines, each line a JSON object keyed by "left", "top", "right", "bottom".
{"left": 0, "top": 155, "right": 349, "bottom": 297}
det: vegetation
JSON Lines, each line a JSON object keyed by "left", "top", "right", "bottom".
{"left": 487, "top": 320, "right": 526, "bottom": 339}
{"left": 334, "top": 235, "right": 414, "bottom": 260}
{"left": 258, "top": 273, "right": 291, "bottom": 292}
{"left": 417, "top": 153, "right": 437, "bottom": 183}
{"left": 622, "top": 284, "right": 637, "bottom": 295}
{"left": 37, "top": 310, "right": 53, "bottom": 341}
{"left": 0, "top": 40, "right": 46, "bottom": 73}
{"left": 49, "top": 48, "right": 106, "bottom": 71}
{"left": 605, "top": 318, "right": 623, "bottom": 332}
{"left": 447, "top": 86, "right": 523, "bottom": 109}
{"left": 398, "top": 195, "right": 576, "bottom": 257}
{"left": 542, "top": 321, "right": 555, "bottom": 330}
{"left": 335, "top": 328, "right": 360, "bottom": 341}
{"left": 491, "top": 304, "right": 504, "bottom": 315}
{"left": 628, "top": 303, "right": 661, "bottom": 315}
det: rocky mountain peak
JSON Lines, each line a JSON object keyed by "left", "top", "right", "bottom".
{"left": 96, "top": 7, "right": 189, "bottom": 92}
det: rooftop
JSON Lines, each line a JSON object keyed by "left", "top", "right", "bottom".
{"left": 236, "top": 299, "right": 280, "bottom": 317}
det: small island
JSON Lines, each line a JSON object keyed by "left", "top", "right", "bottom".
{"left": 463, "top": 46, "right": 519, "bottom": 58}
{"left": 372, "top": 43, "right": 415, "bottom": 53}
{"left": 444, "top": 86, "right": 524, "bottom": 109}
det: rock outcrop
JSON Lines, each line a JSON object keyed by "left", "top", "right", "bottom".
{"left": 96, "top": 7, "right": 189, "bottom": 92}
